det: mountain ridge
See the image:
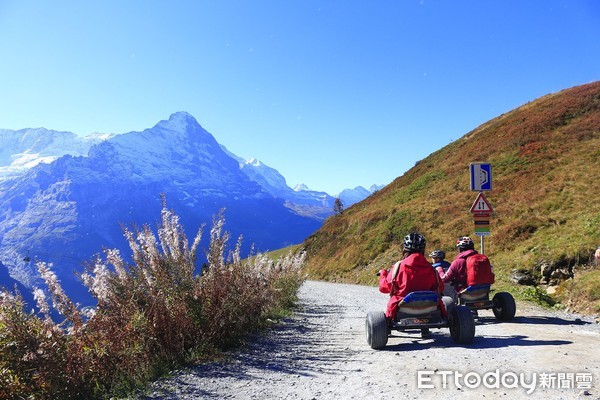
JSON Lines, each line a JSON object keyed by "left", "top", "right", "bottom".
{"left": 0, "top": 113, "right": 381, "bottom": 209}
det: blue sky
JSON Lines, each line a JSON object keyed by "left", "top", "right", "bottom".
{"left": 1, "top": 1, "right": 599, "bottom": 194}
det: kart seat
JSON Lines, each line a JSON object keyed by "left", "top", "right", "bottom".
{"left": 397, "top": 291, "right": 439, "bottom": 315}
{"left": 459, "top": 284, "right": 491, "bottom": 301}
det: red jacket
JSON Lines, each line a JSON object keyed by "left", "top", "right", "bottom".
{"left": 379, "top": 253, "right": 443, "bottom": 319}
{"left": 437, "top": 249, "right": 477, "bottom": 292}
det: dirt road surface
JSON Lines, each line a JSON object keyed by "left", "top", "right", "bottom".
{"left": 136, "top": 280, "right": 600, "bottom": 400}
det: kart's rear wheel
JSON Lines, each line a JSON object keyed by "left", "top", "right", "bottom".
{"left": 366, "top": 311, "right": 388, "bottom": 349}
{"left": 492, "top": 292, "right": 516, "bottom": 320}
{"left": 450, "top": 305, "right": 475, "bottom": 344}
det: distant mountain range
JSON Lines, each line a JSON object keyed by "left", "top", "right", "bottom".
{"left": 0, "top": 112, "right": 382, "bottom": 305}
{"left": 0, "top": 116, "right": 380, "bottom": 214}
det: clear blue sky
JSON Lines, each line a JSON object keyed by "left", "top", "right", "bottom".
{"left": 1, "top": 1, "right": 599, "bottom": 194}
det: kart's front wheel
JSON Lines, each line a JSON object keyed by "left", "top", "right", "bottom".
{"left": 366, "top": 311, "right": 388, "bottom": 349}
{"left": 450, "top": 305, "right": 475, "bottom": 344}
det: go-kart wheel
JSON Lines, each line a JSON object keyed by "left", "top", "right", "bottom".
{"left": 449, "top": 305, "right": 475, "bottom": 344}
{"left": 366, "top": 311, "right": 388, "bottom": 349}
{"left": 492, "top": 292, "right": 516, "bottom": 320}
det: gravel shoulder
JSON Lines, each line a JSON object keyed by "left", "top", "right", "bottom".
{"left": 135, "top": 280, "right": 600, "bottom": 400}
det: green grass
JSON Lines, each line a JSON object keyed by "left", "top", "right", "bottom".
{"left": 262, "top": 244, "right": 303, "bottom": 261}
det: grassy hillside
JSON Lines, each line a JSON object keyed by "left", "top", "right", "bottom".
{"left": 302, "top": 81, "right": 600, "bottom": 313}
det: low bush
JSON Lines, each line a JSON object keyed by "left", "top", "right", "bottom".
{"left": 519, "top": 286, "right": 556, "bottom": 308}
{"left": 0, "top": 201, "right": 305, "bottom": 399}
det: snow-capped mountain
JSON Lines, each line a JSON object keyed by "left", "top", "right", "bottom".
{"left": 1, "top": 122, "right": 382, "bottom": 219}
{"left": 0, "top": 112, "right": 321, "bottom": 304}
{"left": 337, "top": 184, "right": 384, "bottom": 207}
{"left": 0, "top": 128, "right": 108, "bottom": 181}
{"left": 221, "top": 149, "right": 381, "bottom": 214}
{"left": 241, "top": 158, "right": 290, "bottom": 194}
{"left": 220, "top": 146, "right": 292, "bottom": 196}
{"left": 338, "top": 186, "right": 372, "bottom": 206}
{"left": 221, "top": 146, "right": 337, "bottom": 219}
{"left": 239, "top": 163, "right": 336, "bottom": 219}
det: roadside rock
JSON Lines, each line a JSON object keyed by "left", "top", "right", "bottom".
{"left": 511, "top": 269, "right": 536, "bottom": 285}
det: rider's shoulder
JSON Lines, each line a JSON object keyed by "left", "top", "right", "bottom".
{"left": 458, "top": 249, "right": 478, "bottom": 259}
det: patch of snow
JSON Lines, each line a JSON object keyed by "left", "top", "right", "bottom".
{"left": 247, "top": 158, "right": 262, "bottom": 167}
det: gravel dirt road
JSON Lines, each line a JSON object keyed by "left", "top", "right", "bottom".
{"left": 136, "top": 280, "right": 600, "bottom": 400}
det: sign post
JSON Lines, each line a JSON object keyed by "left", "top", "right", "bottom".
{"left": 470, "top": 163, "right": 493, "bottom": 254}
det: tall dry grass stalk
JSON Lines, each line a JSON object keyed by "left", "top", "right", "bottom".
{"left": 0, "top": 201, "right": 305, "bottom": 399}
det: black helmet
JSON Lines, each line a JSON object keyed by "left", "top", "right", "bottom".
{"left": 428, "top": 249, "right": 445, "bottom": 259}
{"left": 456, "top": 236, "right": 475, "bottom": 251}
{"left": 403, "top": 232, "right": 426, "bottom": 252}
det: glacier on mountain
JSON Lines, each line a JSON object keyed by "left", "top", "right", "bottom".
{"left": 0, "top": 128, "right": 106, "bottom": 181}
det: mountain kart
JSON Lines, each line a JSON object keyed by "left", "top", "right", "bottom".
{"left": 366, "top": 291, "right": 475, "bottom": 350}
{"left": 457, "top": 284, "right": 516, "bottom": 321}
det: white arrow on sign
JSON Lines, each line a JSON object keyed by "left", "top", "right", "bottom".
{"left": 470, "top": 192, "right": 493, "bottom": 214}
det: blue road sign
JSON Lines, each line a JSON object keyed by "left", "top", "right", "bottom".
{"left": 470, "top": 163, "right": 492, "bottom": 191}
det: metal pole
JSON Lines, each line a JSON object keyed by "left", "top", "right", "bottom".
{"left": 480, "top": 236, "right": 485, "bottom": 255}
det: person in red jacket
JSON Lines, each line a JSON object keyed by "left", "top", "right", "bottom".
{"left": 379, "top": 233, "right": 444, "bottom": 327}
{"left": 436, "top": 236, "right": 477, "bottom": 293}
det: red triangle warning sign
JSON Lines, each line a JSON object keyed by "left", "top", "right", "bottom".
{"left": 470, "top": 192, "right": 493, "bottom": 214}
